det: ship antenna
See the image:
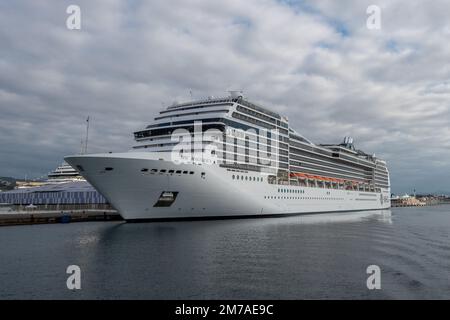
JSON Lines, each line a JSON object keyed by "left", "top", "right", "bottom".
{"left": 84, "top": 116, "right": 90, "bottom": 154}
{"left": 80, "top": 139, "right": 84, "bottom": 154}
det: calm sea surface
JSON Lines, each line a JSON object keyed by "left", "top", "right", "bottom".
{"left": 1, "top": 206, "right": 450, "bottom": 299}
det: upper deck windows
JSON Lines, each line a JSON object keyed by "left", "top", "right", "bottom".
{"left": 154, "top": 109, "right": 229, "bottom": 121}
{"left": 135, "top": 117, "right": 274, "bottom": 140}
{"left": 289, "top": 134, "right": 310, "bottom": 144}
{"left": 159, "top": 103, "right": 233, "bottom": 115}
{"left": 238, "top": 99, "right": 281, "bottom": 120}
{"left": 167, "top": 99, "right": 234, "bottom": 110}
{"left": 279, "top": 121, "right": 288, "bottom": 129}
{"left": 134, "top": 120, "right": 226, "bottom": 139}
{"left": 231, "top": 112, "right": 289, "bottom": 136}
{"left": 232, "top": 112, "right": 275, "bottom": 130}
{"left": 236, "top": 105, "right": 277, "bottom": 124}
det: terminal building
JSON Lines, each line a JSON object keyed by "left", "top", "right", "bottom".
{"left": 0, "top": 181, "right": 110, "bottom": 211}
{"left": 0, "top": 162, "right": 111, "bottom": 211}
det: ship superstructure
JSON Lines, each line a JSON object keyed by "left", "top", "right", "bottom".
{"left": 47, "top": 162, "right": 84, "bottom": 183}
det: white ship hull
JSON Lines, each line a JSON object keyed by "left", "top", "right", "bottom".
{"left": 66, "top": 152, "right": 391, "bottom": 221}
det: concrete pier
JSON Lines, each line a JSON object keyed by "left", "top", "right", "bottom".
{"left": 0, "top": 209, "right": 122, "bottom": 226}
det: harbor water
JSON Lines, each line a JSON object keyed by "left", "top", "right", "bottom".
{"left": 0, "top": 206, "right": 449, "bottom": 299}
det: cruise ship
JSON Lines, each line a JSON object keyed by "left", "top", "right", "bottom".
{"left": 47, "top": 162, "right": 85, "bottom": 183}
{"left": 65, "top": 93, "right": 390, "bottom": 221}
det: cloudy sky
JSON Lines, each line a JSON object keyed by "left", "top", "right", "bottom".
{"left": 1, "top": 0, "right": 450, "bottom": 194}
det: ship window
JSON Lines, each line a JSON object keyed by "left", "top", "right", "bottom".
{"left": 176, "top": 170, "right": 182, "bottom": 174}
{"left": 105, "top": 167, "right": 114, "bottom": 171}
{"left": 232, "top": 175, "right": 235, "bottom": 179}
{"left": 160, "top": 169, "right": 166, "bottom": 173}
{"left": 183, "top": 171, "right": 188, "bottom": 174}
{"left": 190, "top": 171, "right": 194, "bottom": 174}
{"left": 151, "top": 169, "right": 158, "bottom": 173}
{"left": 245, "top": 176, "right": 248, "bottom": 181}
{"left": 141, "top": 168, "right": 149, "bottom": 172}
{"left": 253, "top": 177, "right": 256, "bottom": 181}
{"left": 168, "top": 170, "right": 175, "bottom": 174}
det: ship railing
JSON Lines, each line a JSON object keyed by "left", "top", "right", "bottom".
{"left": 269, "top": 174, "right": 381, "bottom": 193}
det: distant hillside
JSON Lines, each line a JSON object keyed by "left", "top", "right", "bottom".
{"left": 0, "top": 177, "right": 16, "bottom": 191}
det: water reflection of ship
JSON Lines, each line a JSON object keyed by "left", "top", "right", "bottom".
{"left": 294, "top": 209, "right": 393, "bottom": 225}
